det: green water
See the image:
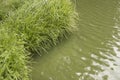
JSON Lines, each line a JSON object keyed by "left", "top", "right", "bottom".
{"left": 32, "top": 0, "right": 120, "bottom": 80}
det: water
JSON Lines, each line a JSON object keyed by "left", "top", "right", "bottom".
{"left": 32, "top": 0, "right": 120, "bottom": 80}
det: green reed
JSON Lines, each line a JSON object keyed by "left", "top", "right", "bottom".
{"left": 0, "top": 0, "right": 77, "bottom": 79}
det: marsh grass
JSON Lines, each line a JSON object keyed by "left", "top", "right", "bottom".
{"left": 4, "top": 0, "right": 77, "bottom": 54}
{"left": 0, "top": 0, "right": 77, "bottom": 79}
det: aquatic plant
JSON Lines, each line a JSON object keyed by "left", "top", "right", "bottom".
{"left": 3, "top": 0, "right": 77, "bottom": 54}
{"left": 0, "top": 0, "right": 77, "bottom": 79}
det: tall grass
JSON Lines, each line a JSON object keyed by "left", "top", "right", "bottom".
{"left": 8, "top": 0, "right": 77, "bottom": 54}
{"left": 0, "top": 0, "right": 77, "bottom": 79}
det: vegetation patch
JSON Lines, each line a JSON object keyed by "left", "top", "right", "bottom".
{"left": 0, "top": 0, "right": 77, "bottom": 79}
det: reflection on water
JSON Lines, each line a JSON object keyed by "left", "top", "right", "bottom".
{"left": 32, "top": 0, "right": 120, "bottom": 80}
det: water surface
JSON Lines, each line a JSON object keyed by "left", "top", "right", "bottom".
{"left": 32, "top": 0, "right": 120, "bottom": 80}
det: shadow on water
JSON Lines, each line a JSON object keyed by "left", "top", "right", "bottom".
{"left": 32, "top": 0, "right": 120, "bottom": 80}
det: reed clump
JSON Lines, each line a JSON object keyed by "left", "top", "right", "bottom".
{"left": 0, "top": 0, "right": 77, "bottom": 79}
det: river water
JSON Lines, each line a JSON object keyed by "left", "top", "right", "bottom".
{"left": 32, "top": 0, "right": 120, "bottom": 80}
